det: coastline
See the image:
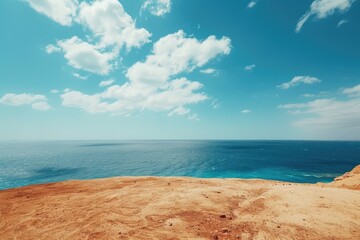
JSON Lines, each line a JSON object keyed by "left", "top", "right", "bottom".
{"left": 0, "top": 165, "right": 359, "bottom": 239}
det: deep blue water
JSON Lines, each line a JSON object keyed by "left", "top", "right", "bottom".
{"left": 0, "top": 140, "right": 359, "bottom": 190}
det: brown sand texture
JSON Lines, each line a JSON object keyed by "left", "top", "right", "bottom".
{"left": 0, "top": 165, "right": 359, "bottom": 240}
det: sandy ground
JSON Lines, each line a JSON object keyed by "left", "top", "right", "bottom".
{"left": 0, "top": 166, "right": 359, "bottom": 240}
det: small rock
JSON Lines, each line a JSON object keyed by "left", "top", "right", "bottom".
{"left": 213, "top": 235, "right": 219, "bottom": 240}
{"left": 169, "top": 223, "right": 172, "bottom": 226}
{"left": 277, "top": 226, "right": 281, "bottom": 228}
{"left": 221, "top": 228, "right": 230, "bottom": 233}
{"left": 219, "top": 214, "right": 226, "bottom": 218}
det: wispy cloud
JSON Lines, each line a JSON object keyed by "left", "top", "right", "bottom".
{"left": 279, "top": 84, "right": 360, "bottom": 130}
{"left": 200, "top": 68, "right": 219, "bottom": 75}
{"left": 247, "top": 0, "right": 258, "bottom": 8}
{"left": 295, "top": 0, "right": 356, "bottom": 33}
{"left": 278, "top": 76, "right": 321, "bottom": 89}
{"left": 337, "top": 19, "right": 349, "bottom": 27}
{"left": 241, "top": 109, "right": 251, "bottom": 113}
{"left": 244, "top": 64, "right": 256, "bottom": 71}
{"left": 99, "top": 79, "right": 115, "bottom": 87}
{"left": 73, "top": 73, "right": 88, "bottom": 80}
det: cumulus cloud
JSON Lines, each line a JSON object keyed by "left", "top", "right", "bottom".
{"left": 278, "top": 76, "right": 321, "bottom": 89}
{"left": 126, "top": 30, "right": 231, "bottom": 86}
{"left": 99, "top": 79, "right": 115, "bottom": 87}
{"left": 342, "top": 84, "right": 360, "bottom": 97}
{"left": 241, "top": 109, "right": 251, "bottom": 113}
{"left": 56, "top": 36, "right": 116, "bottom": 75}
{"left": 33, "top": 0, "right": 151, "bottom": 76}
{"left": 77, "top": 0, "right": 151, "bottom": 49}
{"left": 61, "top": 77, "right": 207, "bottom": 115}
{"left": 244, "top": 64, "right": 256, "bottom": 71}
{"left": 26, "top": 0, "right": 78, "bottom": 26}
{"left": 0, "top": 93, "right": 50, "bottom": 111}
{"left": 296, "top": 0, "right": 356, "bottom": 33}
{"left": 247, "top": 0, "right": 258, "bottom": 8}
{"left": 142, "top": 0, "right": 171, "bottom": 16}
{"left": 60, "top": 31, "right": 230, "bottom": 118}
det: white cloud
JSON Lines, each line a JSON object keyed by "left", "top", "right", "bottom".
{"left": 142, "top": 0, "right": 171, "bottom": 16}
{"left": 126, "top": 30, "right": 231, "bottom": 86}
{"left": 241, "top": 109, "right": 251, "bottom": 113}
{"left": 31, "top": 102, "right": 51, "bottom": 111}
{"left": 99, "top": 79, "right": 115, "bottom": 87}
{"left": 0, "top": 93, "right": 50, "bottom": 111}
{"left": 280, "top": 98, "right": 360, "bottom": 129}
{"left": 302, "top": 93, "right": 316, "bottom": 98}
{"left": 278, "top": 76, "right": 321, "bottom": 89}
{"left": 50, "top": 89, "right": 59, "bottom": 94}
{"left": 248, "top": 0, "right": 258, "bottom": 8}
{"left": 168, "top": 106, "right": 190, "bottom": 116}
{"left": 26, "top": 0, "right": 78, "bottom": 26}
{"left": 342, "top": 84, "right": 360, "bottom": 97}
{"left": 60, "top": 31, "right": 230, "bottom": 118}
{"left": 244, "top": 64, "right": 256, "bottom": 71}
{"left": 45, "top": 44, "right": 61, "bottom": 54}
{"left": 77, "top": 0, "right": 151, "bottom": 49}
{"left": 37, "top": 0, "right": 151, "bottom": 76}
{"left": 337, "top": 19, "right": 349, "bottom": 27}
{"left": 73, "top": 73, "right": 88, "bottom": 80}
{"left": 296, "top": 0, "right": 356, "bottom": 33}
{"left": 56, "top": 36, "right": 116, "bottom": 75}
{"left": 200, "top": 68, "right": 218, "bottom": 74}
{"left": 61, "top": 77, "right": 207, "bottom": 115}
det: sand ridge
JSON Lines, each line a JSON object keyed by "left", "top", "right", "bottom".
{"left": 0, "top": 166, "right": 360, "bottom": 240}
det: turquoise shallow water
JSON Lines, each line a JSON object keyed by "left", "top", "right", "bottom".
{"left": 0, "top": 140, "right": 359, "bottom": 190}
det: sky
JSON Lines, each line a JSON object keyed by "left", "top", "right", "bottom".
{"left": 0, "top": 0, "right": 359, "bottom": 140}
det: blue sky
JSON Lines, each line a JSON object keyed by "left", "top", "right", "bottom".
{"left": 0, "top": 0, "right": 359, "bottom": 140}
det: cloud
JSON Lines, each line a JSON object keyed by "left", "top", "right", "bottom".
{"left": 61, "top": 77, "right": 207, "bottom": 115}
{"left": 278, "top": 76, "right": 321, "bottom": 89}
{"left": 247, "top": 0, "right": 258, "bottom": 8}
{"left": 296, "top": 0, "right": 356, "bottom": 33}
{"left": 168, "top": 106, "right": 190, "bottom": 116}
{"left": 142, "top": 0, "right": 171, "bottom": 16}
{"left": 127, "top": 30, "right": 231, "bottom": 86}
{"left": 211, "top": 99, "right": 220, "bottom": 109}
{"left": 302, "top": 93, "right": 316, "bottom": 98}
{"left": 35, "top": 0, "right": 151, "bottom": 76}
{"left": 26, "top": 0, "right": 78, "bottom": 26}
{"left": 244, "top": 64, "right": 256, "bottom": 71}
{"left": 200, "top": 68, "right": 218, "bottom": 75}
{"left": 73, "top": 73, "right": 88, "bottom": 80}
{"left": 45, "top": 44, "right": 60, "bottom": 54}
{"left": 56, "top": 36, "right": 116, "bottom": 75}
{"left": 50, "top": 89, "right": 59, "bottom": 94}
{"left": 342, "top": 84, "right": 360, "bottom": 97}
{"left": 241, "top": 109, "right": 251, "bottom": 113}
{"left": 77, "top": 0, "right": 151, "bottom": 49}
{"left": 60, "top": 31, "right": 231, "bottom": 119}
{"left": 337, "top": 19, "right": 349, "bottom": 27}
{"left": 0, "top": 93, "right": 50, "bottom": 111}
{"left": 279, "top": 84, "right": 360, "bottom": 130}
{"left": 99, "top": 79, "right": 115, "bottom": 87}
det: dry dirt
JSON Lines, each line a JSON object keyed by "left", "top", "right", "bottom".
{"left": 1, "top": 165, "right": 359, "bottom": 240}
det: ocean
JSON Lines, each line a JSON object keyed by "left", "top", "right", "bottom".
{"left": 0, "top": 140, "right": 359, "bottom": 190}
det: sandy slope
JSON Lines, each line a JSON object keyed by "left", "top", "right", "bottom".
{"left": 0, "top": 166, "right": 359, "bottom": 240}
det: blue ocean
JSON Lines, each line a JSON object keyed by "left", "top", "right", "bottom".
{"left": 0, "top": 140, "right": 359, "bottom": 190}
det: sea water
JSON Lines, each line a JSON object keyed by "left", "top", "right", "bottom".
{"left": 0, "top": 140, "right": 359, "bottom": 189}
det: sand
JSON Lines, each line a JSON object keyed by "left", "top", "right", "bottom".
{"left": 0, "top": 165, "right": 359, "bottom": 240}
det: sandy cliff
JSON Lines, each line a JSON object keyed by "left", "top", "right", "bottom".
{"left": 0, "top": 165, "right": 359, "bottom": 240}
